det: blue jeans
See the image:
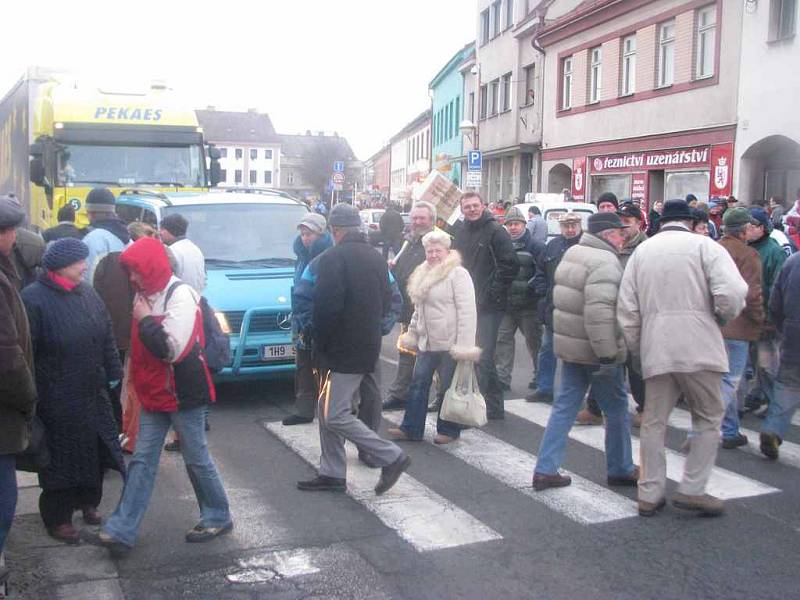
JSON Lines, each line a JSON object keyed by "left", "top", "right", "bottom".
{"left": 535, "top": 362, "right": 634, "bottom": 478}
{"left": 762, "top": 363, "right": 800, "bottom": 440}
{"left": 0, "top": 454, "right": 17, "bottom": 554}
{"left": 536, "top": 327, "right": 556, "bottom": 394}
{"left": 721, "top": 339, "right": 750, "bottom": 440}
{"left": 104, "top": 405, "right": 231, "bottom": 548}
{"left": 400, "top": 351, "right": 461, "bottom": 439}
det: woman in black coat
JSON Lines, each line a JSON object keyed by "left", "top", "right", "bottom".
{"left": 21, "top": 238, "right": 124, "bottom": 544}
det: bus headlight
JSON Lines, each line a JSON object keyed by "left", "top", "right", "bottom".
{"left": 214, "top": 311, "right": 232, "bottom": 334}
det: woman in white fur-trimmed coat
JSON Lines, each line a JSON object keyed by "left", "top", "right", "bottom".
{"left": 388, "top": 229, "right": 481, "bottom": 444}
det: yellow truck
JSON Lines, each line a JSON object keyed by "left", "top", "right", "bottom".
{"left": 0, "top": 67, "right": 221, "bottom": 230}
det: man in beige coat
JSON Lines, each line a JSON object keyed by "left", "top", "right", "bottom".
{"left": 618, "top": 199, "right": 747, "bottom": 517}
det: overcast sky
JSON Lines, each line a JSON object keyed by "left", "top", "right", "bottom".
{"left": 1, "top": 1, "right": 476, "bottom": 160}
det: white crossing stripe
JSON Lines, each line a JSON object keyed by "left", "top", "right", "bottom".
{"left": 506, "top": 400, "right": 779, "bottom": 500}
{"left": 263, "top": 421, "right": 501, "bottom": 552}
{"left": 383, "top": 413, "right": 638, "bottom": 524}
{"left": 666, "top": 407, "right": 800, "bottom": 470}
{"left": 792, "top": 413, "right": 800, "bottom": 428}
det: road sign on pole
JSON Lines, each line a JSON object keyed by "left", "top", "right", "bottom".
{"left": 467, "top": 150, "right": 482, "bottom": 171}
{"left": 333, "top": 161, "right": 345, "bottom": 173}
{"left": 332, "top": 172, "right": 345, "bottom": 185}
{"left": 465, "top": 170, "right": 482, "bottom": 188}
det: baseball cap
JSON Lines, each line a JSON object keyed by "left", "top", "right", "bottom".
{"left": 723, "top": 207, "right": 758, "bottom": 229}
{"left": 298, "top": 212, "right": 327, "bottom": 234}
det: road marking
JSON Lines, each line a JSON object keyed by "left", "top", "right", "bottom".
{"left": 792, "top": 413, "right": 800, "bottom": 428}
{"left": 506, "top": 400, "right": 780, "bottom": 500}
{"left": 263, "top": 421, "right": 501, "bottom": 552}
{"left": 383, "top": 413, "right": 638, "bottom": 524}
{"left": 227, "top": 549, "right": 320, "bottom": 583}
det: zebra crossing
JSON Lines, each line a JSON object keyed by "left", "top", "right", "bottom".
{"left": 262, "top": 396, "right": 793, "bottom": 555}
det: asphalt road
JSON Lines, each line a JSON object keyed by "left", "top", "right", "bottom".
{"left": 5, "top": 327, "right": 800, "bottom": 600}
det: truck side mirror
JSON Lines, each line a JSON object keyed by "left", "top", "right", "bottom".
{"left": 29, "top": 142, "right": 45, "bottom": 186}
{"left": 210, "top": 161, "right": 222, "bottom": 187}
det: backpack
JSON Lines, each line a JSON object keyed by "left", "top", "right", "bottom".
{"left": 165, "top": 282, "right": 231, "bottom": 373}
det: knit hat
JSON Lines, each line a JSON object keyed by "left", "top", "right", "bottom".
{"left": 597, "top": 192, "right": 619, "bottom": 210}
{"left": 42, "top": 238, "right": 89, "bottom": 272}
{"left": 86, "top": 187, "right": 116, "bottom": 214}
{"left": 723, "top": 207, "right": 758, "bottom": 229}
{"left": 298, "top": 212, "right": 327, "bottom": 234}
{"left": 160, "top": 213, "right": 188, "bottom": 237}
{"left": 0, "top": 194, "right": 25, "bottom": 229}
{"left": 617, "top": 202, "right": 643, "bottom": 221}
{"left": 328, "top": 203, "right": 361, "bottom": 228}
{"left": 587, "top": 212, "right": 628, "bottom": 234}
{"left": 504, "top": 206, "right": 527, "bottom": 225}
{"left": 659, "top": 199, "right": 694, "bottom": 224}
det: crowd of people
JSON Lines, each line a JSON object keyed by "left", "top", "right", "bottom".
{"left": 1, "top": 181, "right": 799, "bottom": 583}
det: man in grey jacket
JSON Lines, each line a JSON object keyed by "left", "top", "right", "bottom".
{"left": 618, "top": 199, "right": 747, "bottom": 518}
{"left": 532, "top": 212, "right": 637, "bottom": 492}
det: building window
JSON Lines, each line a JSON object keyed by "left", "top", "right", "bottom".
{"left": 479, "top": 85, "right": 488, "bottom": 119}
{"left": 249, "top": 170, "right": 257, "bottom": 184}
{"left": 561, "top": 56, "right": 573, "bottom": 110}
{"left": 589, "top": 46, "right": 602, "bottom": 103}
{"left": 265, "top": 149, "right": 273, "bottom": 159}
{"left": 696, "top": 6, "right": 716, "bottom": 79}
{"left": 620, "top": 35, "right": 636, "bottom": 96}
{"left": 287, "top": 171, "right": 294, "bottom": 185}
{"left": 445, "top": 104, "right": 450, "bottom": 140}
{"left": 505, "top": 0, "right": 514, "bottom": 29}
{"left": 523, "top": 64, "right": 535, "bottom": 106}
{"left": 219, "top": 147, "right": 228, "bottom": 158}
{"left": 770, "top": 0, "right": 797, "bottom": 40}
{"left": 500, "top": 73, "right": 512, "bottom": 112}
{"left": 658, "top": 20, "right": 676, "bottom": 87}
{"left": 454, "top": 97, "right": 460, "bottom": 133}
{"left": 450, "top": 101, "right": 455, "bottom": 137}
{"left": 493, "top": 1, "right": 502, "bottom": 37}
{"left": 469, "top": 92, "right": 475, "bottom": 121}
{"left": 235, "top": 148, "right": 243, "bottom": 160}
{"left": 250, "top": 149, "right": 258, "bottom": 160}
{"left": 234, "top": 169, "right": 242, "bottom": 184}
{"left": 490, "top": 79, "right": 500, "bottom": 116}
{"left": 481, "top": 9, "right": 490, "bottom": 44}
{"left": 220, "top": 169, "right": 227, "bottom": 182}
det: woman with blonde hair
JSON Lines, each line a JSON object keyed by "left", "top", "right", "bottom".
{"left": 388, "top": 230, "right": 481, "bottom": 444}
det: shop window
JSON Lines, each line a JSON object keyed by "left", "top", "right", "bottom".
{"left": 620, "top": 35, "right": 636, "bottom": 96}
{"left": 769, "top": 0, "right": 796, "bottom": 41}
{"left": 658, "top": 20, "right": 676, "bottom": 88}
{"left": 665, "top": 171, "right": 709, "bottom": 203}
{"left": 480, "top": 85, "right": 488, "bottom": 119}
{"left": 590, "top": 175, "right": 631, "bottom": 204}
{"left": 589, "top": 47, "right": 602, "bottom": 104}
{"left": 696, "top": 6, "right": 716, "bottom": 79}
{"left": 561, "top": 56, "right": 573, "bottom": 110}
{"left": 524, "top": 64, "right": 536, "bottom": 106}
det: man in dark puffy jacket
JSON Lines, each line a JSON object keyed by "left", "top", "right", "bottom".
{"left": 453, "top": 192, "right": 518, "bottom": 420}
{"left": 526, "top": 213, "right": 582, "bottom": 403}
{"left": 495, "top": 206, "right": 542, "bottom": 392}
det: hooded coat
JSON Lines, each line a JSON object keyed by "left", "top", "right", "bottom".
{"left": 21, "top": 274, "right": 124, "bottom": 489}
{"left": 119, "top": 238, "right": 215, "bottom": 412}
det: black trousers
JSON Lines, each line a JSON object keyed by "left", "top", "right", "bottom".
{"left": 39, "top": 476, "right": 104, "bottom": 528}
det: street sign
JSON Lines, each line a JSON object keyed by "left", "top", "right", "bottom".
{"left": 333, "top": 161, "right": 345, "bottom": 173}
{"left": 465, "top": 170, "right": 482, "bottom": 188}
{"left": 332, "top": 172, "right": 345, "bottom": 184}
{"left": 467, "top": 150, "right": 482, "bottom": 171}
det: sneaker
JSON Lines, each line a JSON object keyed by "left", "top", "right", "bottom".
{"left": 759, "top": 432, "right": 781, "bottom": 460}
{"left": 382, "top": 397, "right": 406, "bottom": 411}
{"left": 375, "top": 454, "right": 411, "bottom": 495}
{"left": 638, "top": 498, "right": 666, "bottom": 517}
{"left": 433, "top": 433, "right": 457, "bottom": 445}
{"left": 164, "top": 439, "right": 181, "bottom": 452}
{"left": 185, "top": 521, "right": 234, "bottom": 543}
{"left": 608, "top": 466, "right": 639, "bottom": 487}
{"left": 282, "top": 414, "right": 313, "bottom": 426}
{"left": 81, "top": 505, "right": 102, "bottom": 526}
{"left": 532, "top": 472, "right": 572, "bottom": 491}
{"left": 575, "top": 409, "right": 603, "bottom": 426}
{"left": 47, "top": 523, "right": 80, "bottom": 545}
{"left": 671, "top": 492, "right": 725, "bottom": 517}
{"left": 81, "top": 529, "right": 132, "bottom": 557}
{"left": 525, "top": 389, "right": 553, "bottom": 403}
{"left": 721, "top": 433, "right": 749, "bottom": 449}
{"left": 297, "top": 475, "right": 346, "bottom": 492}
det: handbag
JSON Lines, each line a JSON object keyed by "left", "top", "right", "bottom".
{"left": 440, "top": 361, "right": 487, "bottom": 428}
{"left": 15, "top": 416, "right": 50, "bottom": 473}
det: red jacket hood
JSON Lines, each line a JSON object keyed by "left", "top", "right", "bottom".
{"left": 120, "top": 237, "right": 172, "bottom": 296}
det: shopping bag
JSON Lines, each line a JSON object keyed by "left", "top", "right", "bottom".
{"left": 440, "top": 361, "right": 487, "bottom": 427}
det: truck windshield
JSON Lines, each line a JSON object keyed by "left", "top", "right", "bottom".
{"left": 162, "top": 203, "right": 308, "bottom": 267}
{"left": 57, "top": 144, "right": 205, "bottom": 187}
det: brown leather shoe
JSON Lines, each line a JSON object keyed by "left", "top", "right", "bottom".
{"left": 386, "top": 427, "right": 419, "bottom": 441}
{"left": 672, "top": 492, "right": 725, "bottom": 517}
{"left": 575, "top": 409, "right": 603, "bottom": 426}
{"left": 47, "top": 523, "right": 80, "bottom": 544}
{"left": 82, "top": 505, "right": 102, "bottom": 525}
{"left": 433, "top": 433, "right": 457, "bottom": 445}
{"left": 638, "top": 498, "right": 666, "bottom": 517}
{"left": 532, "top": 472, "right": 572, "bottom": 491}
{"left": 608, "top": 466, "right": 640, "bottom": 487}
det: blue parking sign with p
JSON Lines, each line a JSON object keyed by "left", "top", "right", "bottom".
{"left": 468, "top": 150, "right": 482, "bottom": 171}
{"left": 333, "top": 161, "right": 345, "bottom": 173}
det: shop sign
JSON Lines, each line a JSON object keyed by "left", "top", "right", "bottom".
{"left": 590, "top": 146, "right": 710, "bottom": 173}
{"left": 631, "top": 172, "right": 648, "bottom": 203}
{"left": 571, "top": 157, "right": 586, "bottom": 201}
{"left": 709, "top": 143, "right": 734, "bottom": 198}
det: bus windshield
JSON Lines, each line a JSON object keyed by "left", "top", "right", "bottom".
{"left": 57, "top": 144, "right": 206, "bottom": 187}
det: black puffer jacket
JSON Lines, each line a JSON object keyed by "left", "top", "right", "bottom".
{"left": 22, "top": 275, "right": 124, "bottom": 489}
{"left": 453, "top": 210, "right": 518, "bottom": 312}
{"left": 530, "top": 233, "right": 582, "bottom": 328}
{"left": 392, "top": 233, "right": 428, "bottom": 324}
{"left": 507, "top": 229, "right": 540, "bottom": 312}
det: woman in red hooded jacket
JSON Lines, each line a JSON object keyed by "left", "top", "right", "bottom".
{"left": 85, "top": 237, "right": 232, "bottom": 555}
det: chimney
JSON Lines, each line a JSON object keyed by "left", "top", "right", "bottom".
{"left": 305, "top": 130, "right": 312, "bottom": 136}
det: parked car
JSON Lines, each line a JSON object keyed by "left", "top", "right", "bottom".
{"left": 115, "top": 188, "right": 308, "bottom": 380}
{"left": 515, "top": 201, "right": 597, "bottom": 237}
{"left": 359, "top": 208, "right": 385, "bottom": 232}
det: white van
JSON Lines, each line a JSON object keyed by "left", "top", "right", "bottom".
{"left": 516, "top": 201, "right": 597, "bottom": 238}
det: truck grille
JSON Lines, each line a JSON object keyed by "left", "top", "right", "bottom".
{"left": 224, "top": 312, "right": 289, "bottom": 334}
